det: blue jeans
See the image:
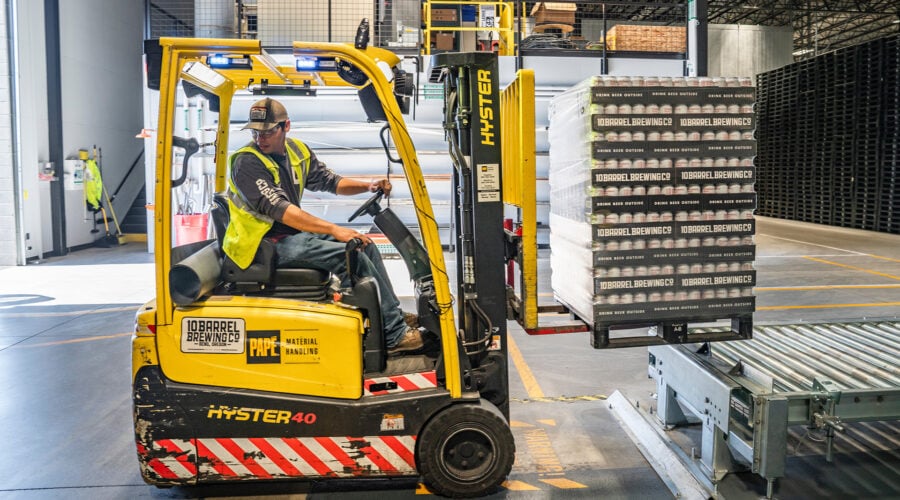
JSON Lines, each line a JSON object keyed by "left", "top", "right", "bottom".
{"left": 274, "top": 232, "right": 406, "bottom": 346}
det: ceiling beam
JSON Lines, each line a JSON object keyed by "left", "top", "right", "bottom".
{"left": 798, "top": 15, "right": 898, "bottom": 47}
{"left": 709, "top": 0, "right": 897, "bottom": 23}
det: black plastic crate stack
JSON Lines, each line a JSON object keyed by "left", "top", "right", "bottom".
{"left": 548, "top": 76, "right": 756, "bottom": 348}
{"left": 794, "top": 59, "right": 818, "bottom": 222}
{"left": 756, "top": 33, "right": 900, "bottom": 234}
{"left": 881, "top": 36, "right": 900, "bottom": 234}
{"left": 827, "top": 49, "right": 857, "bottom": 226}
{"left": 853, "top": 40, "right": 884, "bottom": 231}
{"left": 828, "top": 47, "right": 857, "bottom": 227}
{"left": 756, "top": 65, "right": 798, "bottom": 220}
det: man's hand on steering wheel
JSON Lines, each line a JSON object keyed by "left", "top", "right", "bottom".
{"left": 369, "top": 179, "right": 392, "bottom": 197}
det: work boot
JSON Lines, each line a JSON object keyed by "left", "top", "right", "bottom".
{"left": 388, "top": 327, "right": 424, "bottom": 354}
{"left": 403, "top": 311, "right": 419, "bottom": 329}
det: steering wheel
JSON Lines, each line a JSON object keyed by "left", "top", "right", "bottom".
{"left": 347, "top": 188, "right": 384, "bottom": 222}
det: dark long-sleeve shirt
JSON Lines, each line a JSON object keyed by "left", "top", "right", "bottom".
{"left": 230, "top": 143, "right": 342, "bottom": 237}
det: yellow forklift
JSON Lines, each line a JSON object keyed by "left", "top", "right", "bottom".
{"left": 134, "top": 29, "right": 514, "bottom": 497}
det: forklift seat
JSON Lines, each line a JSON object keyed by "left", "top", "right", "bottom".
{"left": 208, "top": 193, "right": 386, "bottom": 371}
{"left": 209, "top": 193, "right": 331, "bottom": 300}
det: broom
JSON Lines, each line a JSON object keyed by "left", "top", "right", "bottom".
{"left": 96, "top": 146, "right": 126, "bottom": 246}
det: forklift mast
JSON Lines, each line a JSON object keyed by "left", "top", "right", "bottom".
{"left": 430, "top": 53, "right": 510, "bottom": 418}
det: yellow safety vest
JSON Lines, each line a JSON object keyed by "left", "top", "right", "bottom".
{"left": 84, "top": 159, "right": 103, "bottom": 211}
{"left": 223, "top": 139, "right": 311, "bottom": 269}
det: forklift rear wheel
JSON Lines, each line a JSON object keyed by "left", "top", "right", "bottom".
{"left": 416, "top": 401, "right": 514, "bottom": 498}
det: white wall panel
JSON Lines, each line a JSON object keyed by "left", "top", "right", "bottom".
{"left": 0, "top": 0, "right": 15, "bottom": 265}
{"left": 14, "top": 0, "right": 49, "bottom": 260}
{"left": 709, "top": 24, "right": 793, "bottom": 77}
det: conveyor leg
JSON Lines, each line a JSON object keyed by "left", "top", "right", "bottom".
{"left": 766, "top": 477, "right": 775, "bottom": 498}
{"left": 702, "top": 420, "right": 739, "bottom": 482}
{"left": 656, "top": 380, "right": 689, "bottom": 427}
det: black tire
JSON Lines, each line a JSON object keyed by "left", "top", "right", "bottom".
{"left": 416, "top": 400, "right": 515, "bottom": 498}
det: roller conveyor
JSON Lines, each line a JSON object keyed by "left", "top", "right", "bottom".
{"left": 713, "top": 323, "right": 900, "bottom": 391}
{"left": 648, "top": 321, "right": 900, "bottom": 498}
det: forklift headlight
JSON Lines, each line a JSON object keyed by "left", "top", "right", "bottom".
{"left": 296, "top": 57, "right": 338, "bottom": 72}
{"left": 205, "top": 54, "right": 252, "bottom": 70}
{"left": 295, "top": 57, "right": 318, "bottom": 70}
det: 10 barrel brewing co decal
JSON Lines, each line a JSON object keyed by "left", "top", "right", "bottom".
{"left": 181, "top": 317, "right": 246, "bottom": 353}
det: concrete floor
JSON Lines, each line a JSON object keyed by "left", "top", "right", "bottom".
{"left": 0, "top": 216, "right": 898, "bottom": 499}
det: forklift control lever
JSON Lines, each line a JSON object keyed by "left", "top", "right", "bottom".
{"left": 345, "top": 237, "right": 363, "bottom": 286}
{"left": 346, "top": 237, "right": 364, "bottom": 253}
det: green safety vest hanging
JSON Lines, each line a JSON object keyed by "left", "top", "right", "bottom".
{"left": 223, "top": 138, "right": 311, "bottom": 269}
{"left": 84, "top": 159, "right": 103, "bottom": 212}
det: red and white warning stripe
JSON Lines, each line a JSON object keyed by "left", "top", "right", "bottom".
{"left": 137, "top": 438, "right": 197, "bottom": 481}
{"left": 364, "top": 370, "right": 438, "bottom": 396}
{"left": 196, "top": 436, "right": 418, "bottom": 479}
{"left": 140, "top": 436, "right": 418, "bottom": 481}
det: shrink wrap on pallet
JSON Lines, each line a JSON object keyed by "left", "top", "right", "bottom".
{"left": 548, "top": 76, "right": 758, "bottom": 334}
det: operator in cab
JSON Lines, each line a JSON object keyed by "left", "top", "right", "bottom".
{"left": 224, "top": 97, "right": 422, "bottom": 353}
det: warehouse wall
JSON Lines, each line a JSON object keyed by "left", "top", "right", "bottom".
{"left": 0, "top": 0, "right": 14, "bottom": 265}
{"left": 58, "top": 0, "right": 145, "bottom": 249}
{"left": 708, "top": 24, "right": 793, "bottom": 78}
{"left": 0, "top": 0, "right": 144, "bottom": 264}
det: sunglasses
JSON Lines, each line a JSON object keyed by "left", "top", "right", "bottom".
{"left": 251, "top": 122, "right": 284, "bottom": 140}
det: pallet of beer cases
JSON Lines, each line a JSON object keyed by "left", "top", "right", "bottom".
{"left": 548, "top": 75, "right": 757, "bottom": 348}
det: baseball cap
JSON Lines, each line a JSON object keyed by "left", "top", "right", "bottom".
{"left": 241, "top": 98, "right": 289, "bottom": 131}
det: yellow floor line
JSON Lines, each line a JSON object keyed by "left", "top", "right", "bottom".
{"left": 522, "top": 426, "right": 567, "bottom": 473}
{"left": 802, "top": 256, "right": 900, "bottom": 282}
{"left": 124, "top": 233, "right": 148, "bottom": 243}
{"left": 507, "top": 334, "right": 545, "bottom": 399}
{"left": 502, "top": 480, "right": 541, "bottom": 491}
{"left": 512, "top": 395, "right": 607, "bottom": 403}
{"left": 14, "top": 332, "right": 131, "bottom": 348}
{"left": 863, "top": 253, "right": 900, "bottom": 264}
{"left": 541, "top": 477, "right": 588, "bottom": 489}
{"left": 756, "top": 284, "right": 900, "bottom": 291}
{"left": 758, "top": 302, "right": 900, "bottom": 311}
